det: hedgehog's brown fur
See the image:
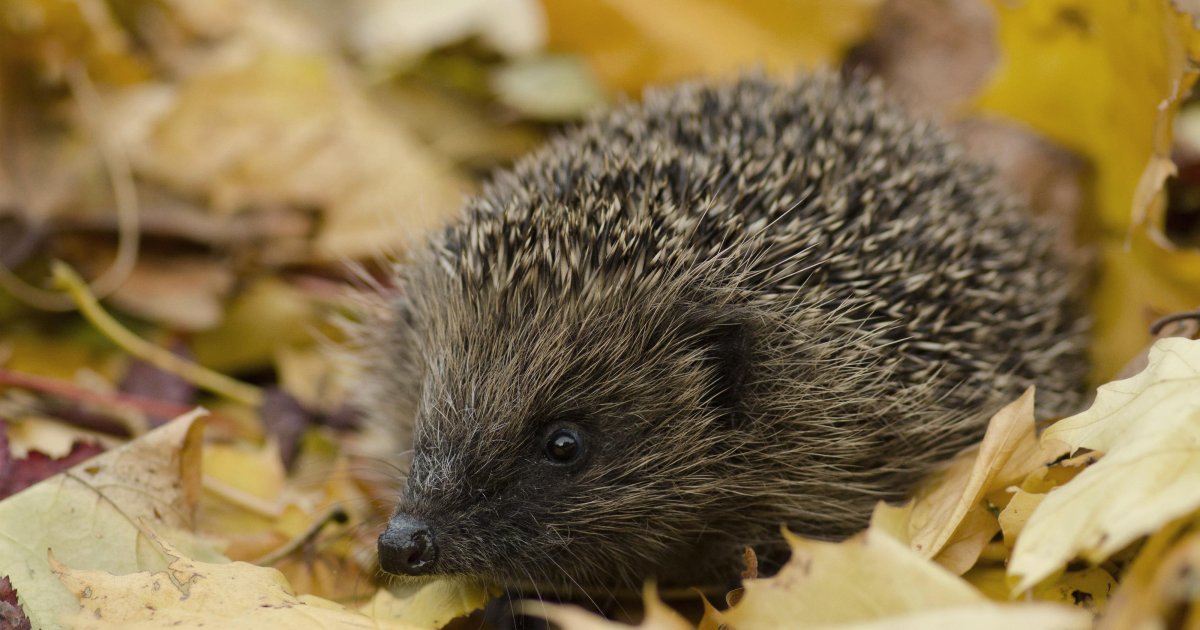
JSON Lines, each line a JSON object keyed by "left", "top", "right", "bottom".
{"left": 360, "top": 74, "right": 1088, "bottom": 591}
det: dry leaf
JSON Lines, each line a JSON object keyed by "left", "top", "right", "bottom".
{"left": 105, "top": 256, "right": 235, "bottom": 331}
{"left": 347, "top": 0, "right": 546, "bottom": 70}
{"left": 720, "top": 528, "right": 984, "bottom": 629}
{"left": 190, "top": 278, "right": 319, "bottom": 374}
{"left": 542, "top": 0, "right": 881, "bottom": 94}
{"left": 804, "top": 604, "right": 1089, "bottom": 630}
{"left": 107, "top": 50, "right": 469, "bottom": 262}
{"left": 363, "top": 579, "right": 497, "bottom": 629}
{"left": 0, "top": 410, "right": 219, "bottom": 630}
{"left": 872, "top": 388, "right": 1048, "bottom": 574}
{"left": 997, "top": 489, "right": 1045, "bottom": 548}
{"left": 1009, "top": 337, "right": 1200, "bottom": 592}
{"left": 1099, "top": 514, "right": 1200, "bottom": 629}
{"left": 973, "top": 0, "right": 1200, "bottom": 379}
{"left": 492, "top": 54, "right": 605, "bottom": 120}
{"left": 52, "top": 534, "right": 424, "bottom": 630}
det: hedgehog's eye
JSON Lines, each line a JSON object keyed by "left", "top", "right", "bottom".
{"left": 544, "top": 426, "right": 582, "bottom": 464}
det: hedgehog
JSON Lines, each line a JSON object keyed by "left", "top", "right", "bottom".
{"left": 361, "top": 73, "right": 1088, "bottom": 591}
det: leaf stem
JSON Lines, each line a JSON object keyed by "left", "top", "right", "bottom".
{"left": 51, "top": 261, "right": 264, "bottom": 407}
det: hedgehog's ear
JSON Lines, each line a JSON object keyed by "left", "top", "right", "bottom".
{"left": 679, "top": 304, "right": 752, "bottom": 427}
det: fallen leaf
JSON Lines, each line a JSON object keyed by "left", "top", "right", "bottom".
{"left": 542, "top": 0, "right": 881, "bottom": 94}
{"left": 812, "top": 605, "right": 1088, "bottom": 630}
{"left": 107, "top": 49, "right": 470, "bottom": 262}
{"left": 0, "top": 575, "right": 31, "bottom": 630}
{"left": 1090, "top": 237, "right": 1200, "bottom": 380}
{"left": 104, "top": 256, "right": 236, "bottom": 331}
{"left": 1098, "top": 513, "right": 1200, "bottom": 629}
{"left": 363, "top": 578, "right": 497, "bottom": 629}
{"left": 0, "top": 422, "right": 104, "bottom": 499}
{"left": 1009, "top": 337, "right": 1200, "bottom": 592}
{"left": 720, "top": 528, "right": 984, "bottom": 629}
{"left": 0, "top": 0, "right": 151, "bottom": 84}
{"left": 0, "top": 409, "right": 220, "bottom": 630}
{"left": 346, "top": 0, "right": 546, "bottom": 70}
{"left": 872, "top": 388, "right": 1048, "bottom": 573}
{"left": 973, "top": 0, "right": 1200, "bottom": 380}
{"left": 190, "top": 278, "right": 319, "bottom": 375}
{"left": 997, "top": 489, "right": 1045, "bottom": 548}
{"left": 975, "top": 0, "right": 1200, "bottom": 237}
{"left": 492, "top": 54, "right": 605, "bottom": 120}
{"left": 2, "top": 416, "right": 107, "bottom": 459}
{"left": 52, "top": 534, "right": 424, "bottom": 630}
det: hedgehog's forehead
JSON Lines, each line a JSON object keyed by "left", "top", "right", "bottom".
{"left": 411, "top": 275, "right": 696, "bottom": 437}
{"left": 435, "top": 192, "right": 723, "bottom": 301}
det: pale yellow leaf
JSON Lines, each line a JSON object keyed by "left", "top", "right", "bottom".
{"left": 0, "top": 410, "right": 220, "bottom": 630}
{"left": 542, "top": 0, "right": 880, "bottom": 93}
{"left": 3, "top": 417, "right": 109, "bottom": 459}
{"left": 1009, "top": 337, "right": 1200, "bottom": 592}
{"left": 966, "top": 565, "right": 1114, "bottom": 613}
{"left": 107, "top": 50, "right": 469, "bottom": 262}
{"left": 202, "top": 441, "right": 286, "bottom": 502}
{"left": 973, "top": 0, "right": 1200, "bottom": 380}
{"left": 107, "top": 256, "right": 235, "bottom": 331}
{"left": 720, "top": 528, "right": 984, "bottom": 629}
{"left": 1099, "top": 513, "right": 1200, "bottom": 630}
{"left": 361, "top": 577, "right": 494, "bottom": 629}
{"left": 997, "top": 489, "right": 1044, "bottom": 548}
{"left": 806, "top": 603, "right": 1089, "bottom": 630}
{"left": 348, "top": 0, "right": 546, "bottom": 69}
{"left": 52, "top": 534, "right": 422, "bottom": 630}
{"left": 872, "top": 388, "right": 1046, "bottom": 574}
{"left": 492, "top": 54, "right": 606, "bottom": 120}
{"left": 190, "top": 278, "right": 319, "bottom": 374}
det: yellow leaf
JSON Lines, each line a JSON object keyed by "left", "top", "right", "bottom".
{"left": 202, "top": 441, "right": 286, "bottom": 502}
{"left": 997, "top": 489, "right": 1044, "bottom": 548}
{"left": 1099, "top": 513, "right": 1200, "bottom": 629}
{"left": 0, "top": 0, "right": 151, "bottom": 83}
{"left": 1090, "top": 236, "right": 1200, "bottom": 381}
{"left": 190, "top": 278, "right": 318, "bottom": 374}
{"left": 721, "top": 529, "right": 985, "bottom": 629}
{"left": 364, "top": 579, "right": 498, "bottom": 629}
{"left": 972, "top": 0, "right": 1200, "bottom": 380}
{"left": 805, "top": 604, "right": 1089, "bottom": 630}
{"left": 0, "top": 410, "right": 220, "bottom": 630}
{"left": 872, "top": 389, "right": 1049, "bottom": 574}
{"left": 965, "top": 565, "right": 1113, "bottom": 612}
{"left": 52, "top": 534, "right": 423, "bottom": 630}
{"left": 541, "top": 0, "right": 881, "bottom": 93}
{"left": 1009, "top": 337, "right": 1200, "bottom": 592}
{"left": 106, "top": 50, "right": 469, "bottom": 262}
{"left": 975, "top": 0, "right": 1200, "bottom": 234}
{"left": 347, "top": 0, "right": 546, "bottom": 69}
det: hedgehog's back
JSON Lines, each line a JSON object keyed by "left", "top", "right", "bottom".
{"left": 452, "top": 74, "right": 1086, "bottom": 421}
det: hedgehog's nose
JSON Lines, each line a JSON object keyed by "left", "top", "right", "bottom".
{"left": 379, "top": 514, "right": 438, "bottom": 576}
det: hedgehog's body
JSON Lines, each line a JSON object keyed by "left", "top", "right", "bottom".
{"left": 368, "top": 75, "right": 1087, "bottom": 590}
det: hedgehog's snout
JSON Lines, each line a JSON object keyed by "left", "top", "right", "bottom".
{"left": 378, "top": 513, "right": 439, "bottom": 576}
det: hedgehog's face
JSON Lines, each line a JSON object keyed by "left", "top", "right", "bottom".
{"left": 376, "top": 277, "right": 753, "bottom": 589}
